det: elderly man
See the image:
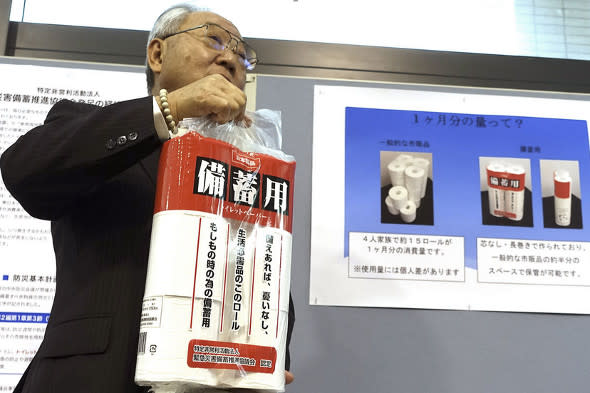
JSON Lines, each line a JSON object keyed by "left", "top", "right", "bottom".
{"left": 1, "top": 4, "right": 294, "bottom": 393}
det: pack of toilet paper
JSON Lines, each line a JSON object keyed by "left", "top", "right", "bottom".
{"left": 136, "top": 111, "right": 295, "bottom": 393}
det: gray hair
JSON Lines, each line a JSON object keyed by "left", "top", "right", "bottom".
{"left": 145, "top": 4, "right": 208, "bottom": 93}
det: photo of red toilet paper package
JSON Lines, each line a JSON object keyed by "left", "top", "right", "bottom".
{"left": 136, "top": 110, "right": 296, "bottom": 393}
{"left": 486, "top": 163, "right": 526, "bottom": 221}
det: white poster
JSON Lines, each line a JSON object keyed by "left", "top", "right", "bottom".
{"left": 310, "top": 84, "right": 590, "bottom": 314}
{"left": 0, "top": 59, "right": 145, "bottom": 390}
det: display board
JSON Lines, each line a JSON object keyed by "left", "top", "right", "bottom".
{"left": 0, "top": 57, "right": 145, "bottom": 391}
{"left": 256, "top": 75, "right": 590, "bottom": 393}
{"left": 311, "top": 85, "right": 590, "bottom": 314}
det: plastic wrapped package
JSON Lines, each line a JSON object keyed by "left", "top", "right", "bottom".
{"left": 135, "top": 110, "right": 295, "bottom": 393}
{"left": 554, "top": 170, "right": 572, "bottom": 226}
{"left": 486, "top": 163, "right": 506, "bottom": 218}
{"left": 485, "top": 162, "right": 526, "bottom": 221}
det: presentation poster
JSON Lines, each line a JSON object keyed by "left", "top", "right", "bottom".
{"left": 310, "top": 84, "right": 590, "bottom": 314}
{"left": 0, "top": 60, "right": 145, "bottom": 390}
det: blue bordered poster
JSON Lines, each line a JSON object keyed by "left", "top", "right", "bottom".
{"left": 310, "top": 84, "right": 590, "bottom": 314}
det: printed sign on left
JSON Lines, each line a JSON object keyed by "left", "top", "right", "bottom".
{"left": 0, "top": 60, "right": 145, "bottom": 390}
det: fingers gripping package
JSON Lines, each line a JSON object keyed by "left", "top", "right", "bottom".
{"left": 135, "top": 110, "right": 295, "bottom": 393}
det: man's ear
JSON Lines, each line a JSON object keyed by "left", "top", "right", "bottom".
{"left": 147, "top": 38, "right": 165, "bottom": 74}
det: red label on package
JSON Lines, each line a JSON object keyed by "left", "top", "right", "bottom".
{"left": 487, "top": 170, "right": 525, "bottom": 192}
{"left": 187, "top": 339, "right": 277, "bottom": 373}
{"left": 232, "top": 150, "right": 261, "bottom": 170}
{"left": 504, "top": 211, "right": 517, "bottom": 219}
{"left": 554, "top": 179, "right": 571, "bottom": 198}
{"left": 154, "top": 132, "right": 296, "bottom": 232}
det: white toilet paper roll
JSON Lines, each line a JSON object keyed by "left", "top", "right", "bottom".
{"left": 400, "top": 200, "right": 417, "bottom": 223}
{"left": 387, "top": 160, "right": 406, "bottom": 187}
{"left": 554, "top": 170, "right": 572, "bottom": 226}
{"left": 394, "top": 154, "right": 414, "bottom": 166}
{"left": 486, "top": 163, "right": 505, "bottom": 217}
{"left": 190, "top": 216, "right": 228, "bottom": 335}
{"left": 230, "top": 227, "right": 287, "bottom": 391}
{"left": 489, "top": 189, "right": 505, "bottom": 217}
{"left": 225, "top": 311, "right": 289, "bottom": 391}
{"left": 388, "top": 186, "right": 408, "bottom": 210}
{"left": 219, "top": 222, "right": 254, "bottom": 344}
{"left": 135, "top": 298, "right": 219, "bottom": 390}
{"left": 505, "top": 165, "right": 526, "bottom": 221}
{"left": 411, "top": 158, "right": 430, "bottom": 198}
{"left": 136, "top": 211, "right": 230, "bottom": 390}
{"left": 404, "top": 166, "right": 425, "bottom": 203}
{"left": 555, "top": 195, "right": 571, "bottom": 226}
{"left": 385, "top": 195, "right": 400, "bottom": 215}
{"left": 249, "top": 229, "right": 281, "bottom": 347}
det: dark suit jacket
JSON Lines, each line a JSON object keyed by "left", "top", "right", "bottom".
{"left": 0, "top": 97, "right": 294, "bottom": 393}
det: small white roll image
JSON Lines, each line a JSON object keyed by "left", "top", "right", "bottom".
{"left": 387, "top": 160, "right": 406, "bottom": 187}
{"left": 394, "top": 154, "right": 414, "bottom": 166}
{"left": 486, "top": 162, "right": 505, "bottom": 217}
{"left": 400, "top": 200, "right": 417, "bottom": 223}
{"left": 404, "top": 165, "right": 425, "bottom": 203}
{"left": 411, "top": 158, "right": 430, "bottom": 198}
{"left": 505, "top": 165, "right": 526, "bottom": 221}
{"left": 388, "top": 186, "right": 408, "bottom": 210}
{"left": 385, "top": 195, "right": 400, "bottom": 215}
{"left": 554, "top": 170, "right": 572, "bottom": 226}
{"left": 487, "top": 162, "right": 505, "bottom": 171}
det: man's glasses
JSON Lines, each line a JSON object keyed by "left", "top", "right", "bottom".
{"left": 163, "top": 23, "right": 257, "bottom": 71}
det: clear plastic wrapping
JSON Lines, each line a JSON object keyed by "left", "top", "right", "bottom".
{"left": 135, "top": 110, "right": 295, "bottom": 392}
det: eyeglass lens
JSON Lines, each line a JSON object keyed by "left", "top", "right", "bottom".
{"left": 204, "top": 24, "right": 255, "bottom": 69}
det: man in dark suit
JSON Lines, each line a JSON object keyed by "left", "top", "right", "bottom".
{"left": 1, "top": 5, "right": 294, "bottom": 392}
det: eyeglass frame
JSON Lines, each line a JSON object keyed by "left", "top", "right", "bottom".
{"left": 161, "top": 23, "right": 258, "bottom": 71}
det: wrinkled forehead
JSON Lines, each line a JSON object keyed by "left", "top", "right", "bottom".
{"left": 181, "top": 11, "right": 242, "bottom": 39}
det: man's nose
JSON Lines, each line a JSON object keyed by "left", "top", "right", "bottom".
{"left": 215, "top": 47, "right": 239, "bottom": 73}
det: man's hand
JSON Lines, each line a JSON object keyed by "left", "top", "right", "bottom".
{"left": 166, "top": 74, "right": 247, "bottom": 124}
{"left": 285, "top": 370, "right": 294, "bottom": 385}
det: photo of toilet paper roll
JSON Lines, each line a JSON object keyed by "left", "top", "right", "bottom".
{"left": 554, "top": 170, "right": 572, "bottom": 226}
{"left": 505, "top": 165, "right": 526, "bottom": 221}
{"left": 404, "top": 165, "right": 424, "bottom": 204}
{"left": 480, "top": 157, "right": 533, "bottom": 227}
{"left": 394, "top": 154, "right": 414, "bottom": 166}
{"left": 539, "top": 160, "right": 582, "bottom": 229}
{"left": 411, "top": 157, "right": 430, "bottom": 198}
{"left": 387, "top": 161, "right": 406, "bottom": 187}
{"left": 388, "top": 186, "right": 408, "bottom": 210}
{"left": 486, "top": 162, "right": 506, "bottom": 218}
{"left": 385, "top": 195, "right": 400, "bottom": 215}
{"left": 400, "top": 200, "right": 417, "bottom": 223}
{"left": 380, "top": 151, "right": 434, "bottom": 225}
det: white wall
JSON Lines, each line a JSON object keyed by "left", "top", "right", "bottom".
{"left": 8, "top": 0, "right": 590, "bottom": 61}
